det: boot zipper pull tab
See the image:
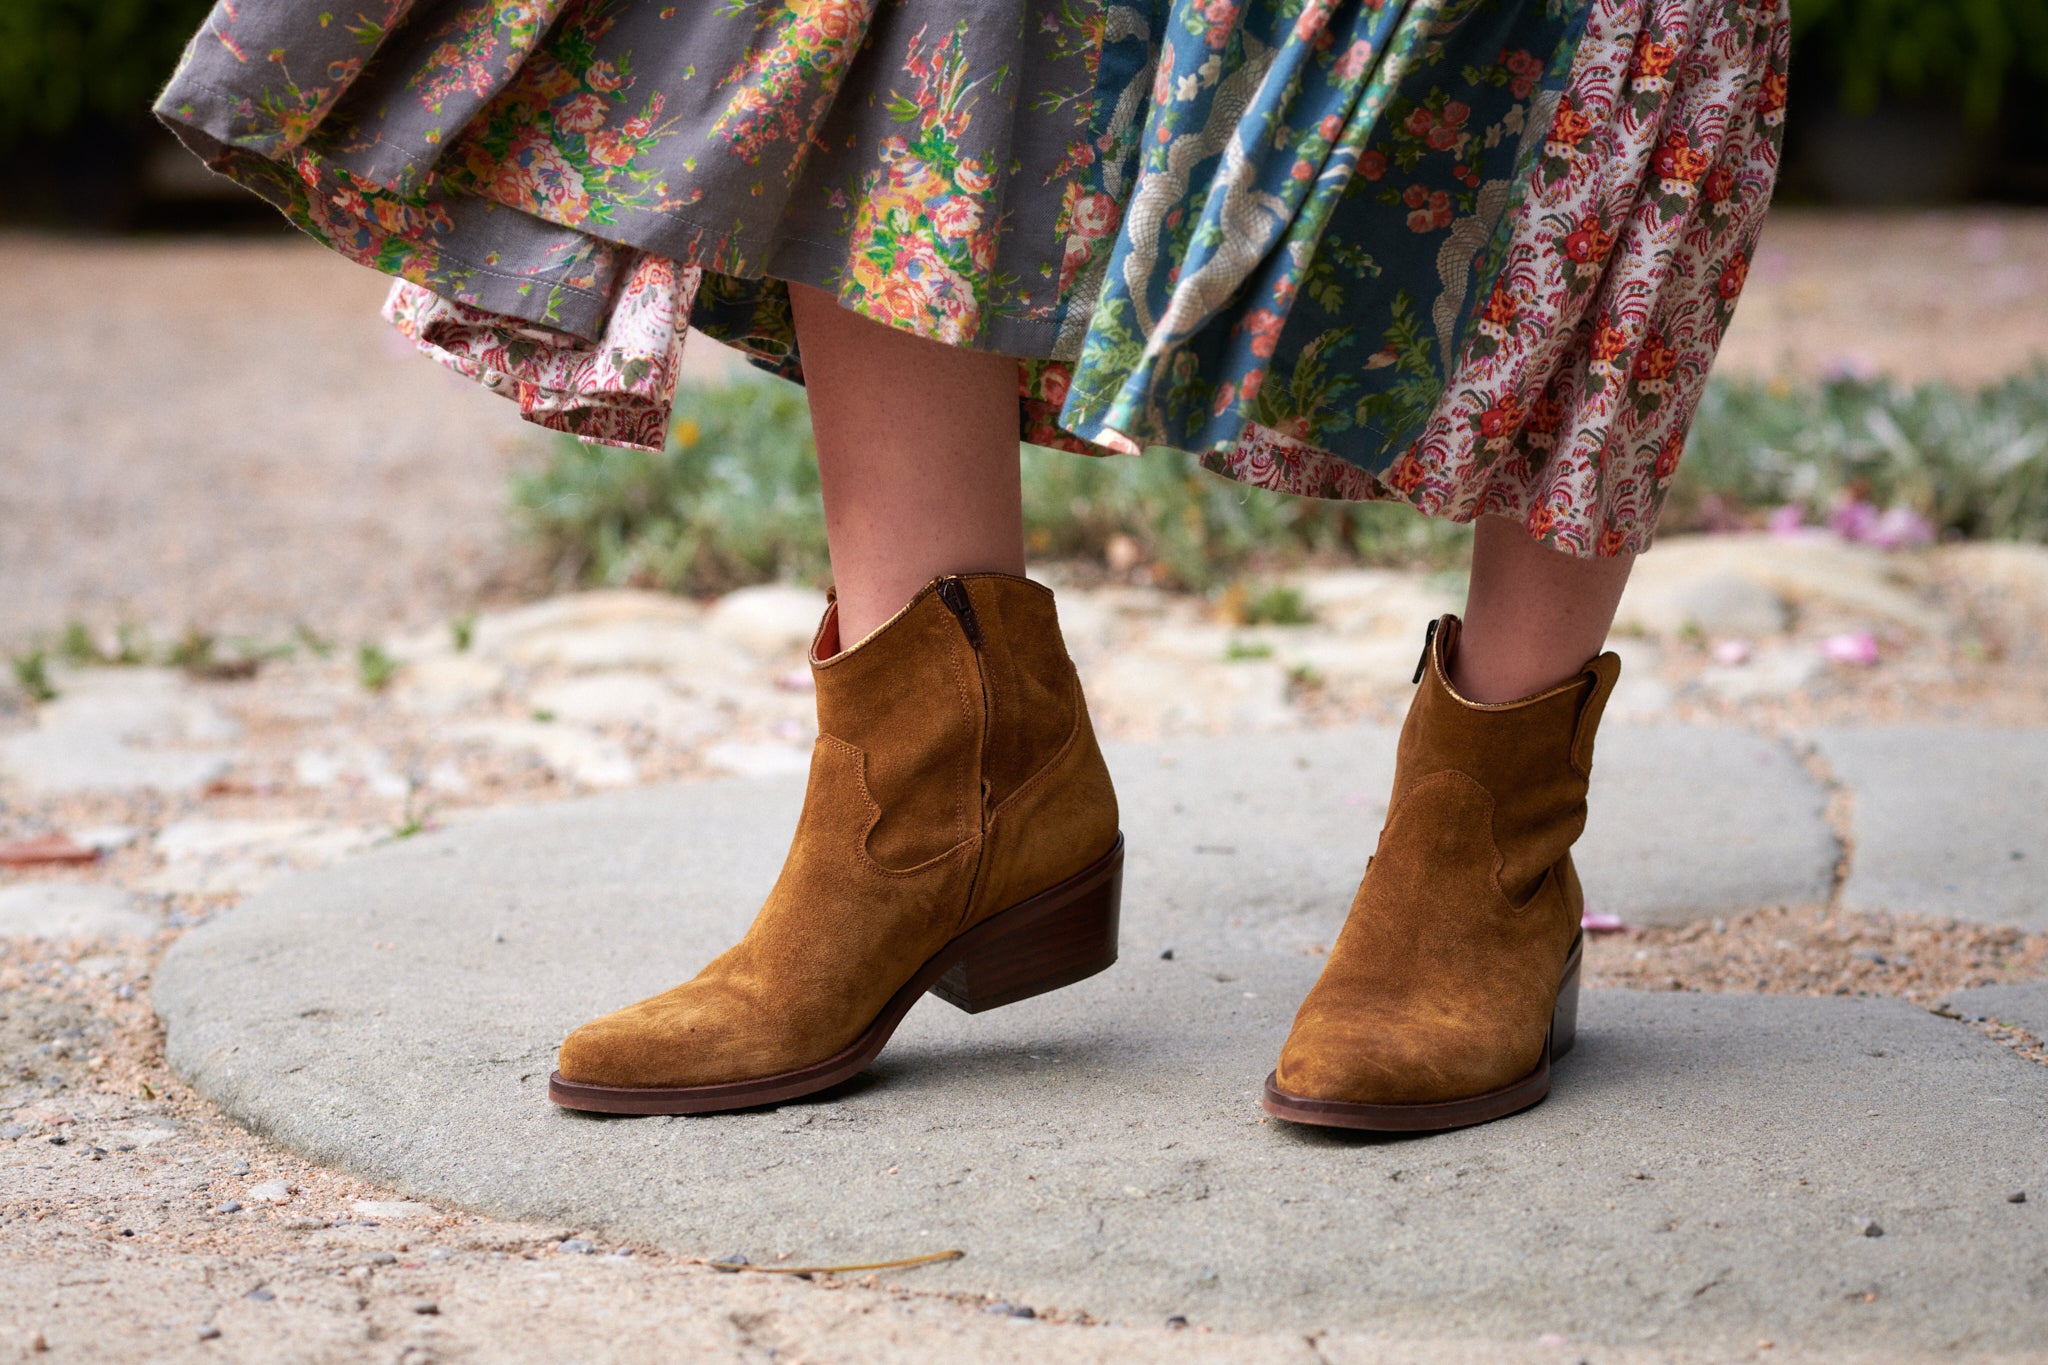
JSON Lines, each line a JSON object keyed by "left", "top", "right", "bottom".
{"left": 1412, "top": 617, "right": 1438, "bottom": 685}
{"left": 937, "top": 577, "right": 983, "bottom": 648}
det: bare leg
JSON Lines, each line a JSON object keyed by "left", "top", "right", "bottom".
{"left": 787, "top": 283, "right": 1025, "bottom": 645}
{"left": 1453, "top": 514, "right": 1634, "bottom": 703}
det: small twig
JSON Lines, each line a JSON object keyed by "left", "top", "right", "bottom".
{"left": 705, "top": 1249, "right": 963, "bottom": 1276}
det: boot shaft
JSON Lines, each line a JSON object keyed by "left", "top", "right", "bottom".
{"left": 1398, "top": 614, "right": 1621, "bottom": 903}
{"left": 808, "top": 574, "right": 1113, "bottom": 880}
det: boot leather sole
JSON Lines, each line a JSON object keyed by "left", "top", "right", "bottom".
{"left": 1260, "top": 933, "right": 1582, "bottom": 1133}
{"left": 547, "top": 834, "right": 1124, "bottom": 1116}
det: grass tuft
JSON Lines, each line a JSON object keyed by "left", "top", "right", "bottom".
{"left": 356, "top": 642, "right": 399, "bottom": 693}
{"left": 9, "top": 649, "right": 56, "bottom": 703}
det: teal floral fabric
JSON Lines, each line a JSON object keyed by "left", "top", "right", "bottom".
{"left": 156, "top": 0, "right": 1788, "bottom": 557}
{"left": 1052, "top": 0, "right": 1584, "bottom": 456}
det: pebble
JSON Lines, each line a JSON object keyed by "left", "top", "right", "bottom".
{"left": 230, "top": 1159, "right": 250, "bottom": 1174}
{"left": 290, "top": 745, "right": 409, "bottom": 796}
{"left": 409, "top": 1300, "right": 440, "bottom": 1315}
{"left": 2010, "top": 1191, "right": 2028, "bottom": 1204}
{"left": 710, "top": 1252, "right": 750, "bottom": 1272}
{"left": 1165, "top": 1314, "right": 1190, "bottom": 1329}
{"left": 142, "top": 819, "right": 382, "bottom": 896}
{"left": 74, "top": 824, "right": 140, "bottom": 853}
{"left": 1085, "top": 653, "right": 1297, "bottom": 734}
{"left": 0, "top": 669, "right": 240, "bottom": 795}
{"left": 387, "top": 656, "right": 507, "bottom": 716}
{"left": 1617, "top": 570, "right": 1791, "bottom": 638}
{"left": 0, "top": 884, "right": 157, "bottom": 942}
{"left": 245, "top": 1179, "right": 292, "bottom": 1204}
{"left": 244, "top": 1287, "right": 273, "bottom": 1302}
{"left": 197, "top": 1325, "right": 220, "bottom": 1341}
{"left": 476, "top": 591, "right": 707, "bottom": 669}
{"left": 351, "top": 1199, "right": 436, "bottom": 1220}
{"left": 366, "top": 1251, "right": 399, "bottom": 1266}
{"left": 1696, "top": 645, "right": 1824, "bottom": 703}
{"left": 557, "top": 1238, "right": 595, "bottom": 1254}
{"left": 446, "top": 719, "right": 639, "bottom": 789}
{"left": 706, "top": 584, "right": 827, "bottom": 656}
{"left": 526, "top": 674, "right": 724, "bottom": 743}
{"left": 215, "top": 1200, "right": 243, "bottom": 1214}
{"left": 0, "top": 1124, "right": 28, "bottom": 1140}
{"left": 1854, "top": 1218, "right": 1883, "bottom": 1238}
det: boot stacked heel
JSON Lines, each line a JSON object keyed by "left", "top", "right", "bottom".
{"left": 1550, "top": 933, "right": 1582, "bottom": 1061}
{"left": 931, "top": 838, "right": 1123, "bottom": 1014}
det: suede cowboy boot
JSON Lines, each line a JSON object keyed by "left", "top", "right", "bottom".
{"left": 1264, "top": 613, "right": 1620, "bottom": 1131}
{"left": 550, "top": 573, "right": 1123, "bottom": 1114}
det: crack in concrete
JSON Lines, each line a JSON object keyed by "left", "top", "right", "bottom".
{"left": 1773, "top": 727, "right": 1856, "bottom": 910}
{"left": 1737, "top": 724, "right": 2048, "bottom": 1071}
{"left": 1927, "top": 1002, "right": 2048, "bottom": 1069}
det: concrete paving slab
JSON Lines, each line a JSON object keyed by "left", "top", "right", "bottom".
{"left": 1807, "top": 727, "right": 2048, "bottom": 928}
{"left": 152, "top": 726, "right": 2041, "bottom": 1351}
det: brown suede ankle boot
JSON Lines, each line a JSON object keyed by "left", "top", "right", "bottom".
{"left": 1263, "top": 613, "right": 1620, "bottom": 1132}
{"left": 549, "top": 573, "right": 1122, "bottom": 1115}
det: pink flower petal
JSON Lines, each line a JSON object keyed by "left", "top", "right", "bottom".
{"left": 1581, "top": 911, "right": 1628, "bottom": 934}
{"left": 1820, "top": 631, "right": 1880, "bottom": 666}
{"left": 1765, "top": 504, "right": 1808, "bottom": 537}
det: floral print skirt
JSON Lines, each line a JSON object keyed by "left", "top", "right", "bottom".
{"left": 156, "top": 0, "right": 1788, "bottom": 557}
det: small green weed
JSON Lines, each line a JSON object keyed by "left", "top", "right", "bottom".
{"left": 167, "top": 629, "right": 215, "bottom": 672}
{"left": 1223, "top": 638, "right": 1274, "bottom": 662}
{"left": 9, "top": 649, "right": 56, "bottom": 703}
{"left": 295, "top": 624, "right": 335, "bottom": 659}
{"left": 1221, "top": 582, "right": 1315, "bottom": 627}
{"left": 58, "top": 621, "right": 101, "bottom": 667}
{"left": 111, "top": 623, "right": 151, "bottom": 665}
{"left": 391, "top": 781, "right": 431, "bottom": 841}
{"left": 356, "top": 642, "right": 399, "bottom": 692}
{"left": 450, "top": 612, "right": 477, "bottom": 653}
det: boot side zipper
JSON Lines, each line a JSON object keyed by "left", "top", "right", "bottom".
{"left": 937, "top": 577, "right": 984, "bottom": 649}
{"left": 938, "top": 576, "right": 995, "bottom": 931}
{"left": 1412, "top": 617, "right": 1439, "bottom": 685}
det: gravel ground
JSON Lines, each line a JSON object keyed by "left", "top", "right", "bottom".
{"left": 5, "top": 210, "right": 2048, "bottom": 1362}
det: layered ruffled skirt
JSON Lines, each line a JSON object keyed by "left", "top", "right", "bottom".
{"left": 157, "top": 0, "right": 1787, "bottom": 556}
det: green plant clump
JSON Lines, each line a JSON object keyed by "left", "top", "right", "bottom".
{"left": 514, "top": 378, "right": 1473, "bottom": 597}
{"left": 1671, "top": 366, "right": 2048, "bottom": 541}
{"left": 513, "top": 382, "right": 832, "bottom": 595}
{"left": 9, "top": 650, "right": 57, "bottom": 704}
{"left": 1020, "top": 442, "right": 1471, "bottom": 589}
{"left": 514, "top": 370, "right": 2047, "bottom": 603}
{"left": 357, "top": 643, "right": 400, "bottom": 693}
